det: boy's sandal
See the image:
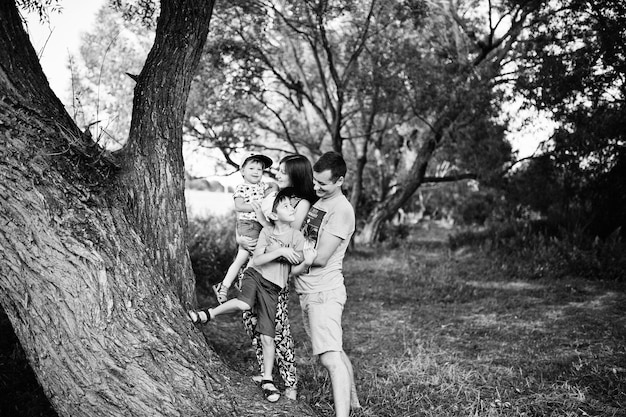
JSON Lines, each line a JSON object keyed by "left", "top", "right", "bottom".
{"left": 212, "top": 283, "right": 228, "bottom": 304}
{"left": 188, "top": 309, "right": 211, "bottom": 324}
{"left": 260, "top": 380, "right": 280, "bottom": 403}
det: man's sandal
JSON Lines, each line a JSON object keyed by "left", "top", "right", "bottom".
{"left": 188, "top": 309, "right": 211, "bottom": 324}
{"left": 260, "top": 380, "right": 280, "bottom": 403}
{"left": 212, "top": 283, "right": 228, "bottom": 304}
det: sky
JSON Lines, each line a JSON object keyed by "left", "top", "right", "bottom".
{"left": 23, "top": 0, "right": 105, "bottom": 99}
{"left": 21, "top": 0, "right": 548, "bottom": 161}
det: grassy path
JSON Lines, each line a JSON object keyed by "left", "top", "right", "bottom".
{"left": 206, "top": 227, "right": 626, "bottom": 416}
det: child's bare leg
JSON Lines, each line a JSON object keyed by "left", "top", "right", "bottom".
{"left": 260, "top": 334, "right": 280, "bottom": 402}
{"left": 215, "top": 248, "right": 250, "bottom": 303}
{"left": 223, "top": 247, "right": 250, "bottom": 288}
{"left": 188, "top": 299, "right": 250, "bottom": 324}
{"left": 209, "top": 299, "right": 250, "bottom": 319}
{"left": 260, "top": 334, "right": 276, "bottom": 380}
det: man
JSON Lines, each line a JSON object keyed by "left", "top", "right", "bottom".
{"left": 291, "top": 151, "right": 361, "bottom": 417}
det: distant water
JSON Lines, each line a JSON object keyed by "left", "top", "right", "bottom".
{"left": 185, "top": 190, "right": 234, "bottom": 219}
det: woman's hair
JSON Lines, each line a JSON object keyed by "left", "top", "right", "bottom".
{"left": 280, "top": 154, "right": 317, "bottom": 204}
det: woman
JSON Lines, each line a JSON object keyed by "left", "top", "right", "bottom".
{"left": 238, "top": 154, "right": 316, "bottom": 401}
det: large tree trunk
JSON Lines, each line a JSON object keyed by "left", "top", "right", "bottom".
{"left": 118, "top": 0, "right": 214, "bottom": 308}
{"left": 0, "top": 1, "right": 315, "bottom": 415}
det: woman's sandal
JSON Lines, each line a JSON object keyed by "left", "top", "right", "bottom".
{"left": 260, "top": 380, "right": 280, "bottom": 403}
{"left": 188, "top": 309, "right": 211, "bottom": 324}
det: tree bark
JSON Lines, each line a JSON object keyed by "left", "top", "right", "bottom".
{"left": 118, "top": 0, "right": 215, "bottom": 308}
{"left": 1, "top": 1, "right": 316, "bottom": 415}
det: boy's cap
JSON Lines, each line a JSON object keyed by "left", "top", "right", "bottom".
{"left": 242, "top": 153, "right": 273, "bottom": 169}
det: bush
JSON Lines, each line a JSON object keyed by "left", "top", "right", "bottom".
{"left": 449, "top": 221, "right": 626, "bottom": 282}
{"left": 187, "top": 215, "right": 237, "bottom": 292}
{"left": 378, "top": 222, "right": 411, "bottom": 247}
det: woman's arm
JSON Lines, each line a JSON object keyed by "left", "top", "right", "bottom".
{"left": 291, "top": 199, "right": 311, "bottom": 230}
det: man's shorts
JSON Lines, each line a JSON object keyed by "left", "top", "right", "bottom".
{"left": 237, "top": 219, "right": 263, "bottom": 240}
{"left": 238, "top": 268, "right": 281, "bottom": 337}
{"left": 299, "top": 285, "right": 346, "bottom": 356}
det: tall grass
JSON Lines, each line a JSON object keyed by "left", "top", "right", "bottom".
{"left": 187, "top": 215, "right": 236, "bottom": 292}
{"left": 449, "top": 221, "right": 626, "bottom": 282}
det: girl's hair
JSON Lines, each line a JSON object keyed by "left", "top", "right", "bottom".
{"left": 280, "top": 154, "right": 317, "bottom": 204}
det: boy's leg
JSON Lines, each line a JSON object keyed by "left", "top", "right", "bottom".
{"left": 220, "top": 247, "right": 250, "bottom": 290}
{"left": 259, "top": 334, "right": 280, "bottom": 402}
{"left": 260, "top": 334, "right": 276, "bottom": 380}
{"left": 209, "top": 298, "right": 250, "bottom": 319}
{"left": 201, "top": 269, "right": 256, "bottom": 321}
{"left": 188, "top": 298, "right": 250, "bottom": 324}
{"left": 244, "top": 291, "right": 296, "bottom": 383}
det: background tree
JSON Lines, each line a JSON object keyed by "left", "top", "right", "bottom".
{"left": 69, "top": 5, "right": 154, "bottom": 148}
{"left": 355, "top": 0, "right": 527, "bottom": 242}
{"left": 184, "top": 0, "right": 529, "bottom": 243}
{"left": 510, "top": 0, "right": 626, "bottom": 238}
{"left": 1, "top": 0, "right": 315, "bottom": 415}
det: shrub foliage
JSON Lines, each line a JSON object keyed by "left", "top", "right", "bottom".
{"left": 187, "top": 215, "right": 237, "bottom": 291}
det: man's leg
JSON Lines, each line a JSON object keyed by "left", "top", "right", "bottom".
{"left": 341, "top": 350, "right": 361, "bottom": 409}
{"left": 320, "top": 351, "right": 351, "bottom": 417}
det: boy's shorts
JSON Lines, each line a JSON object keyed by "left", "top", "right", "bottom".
{"left": 299, "top": 285, "right": 346, "bottom": 356}
{"left": 238, "top": 268, "right": 281, "bottom": 337}
{"left": 237, "top": 219, "right": 263, "bottom": 240}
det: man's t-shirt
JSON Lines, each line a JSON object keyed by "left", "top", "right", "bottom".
{"left": 295, "top": 193, "right": 355, "bottom": 294}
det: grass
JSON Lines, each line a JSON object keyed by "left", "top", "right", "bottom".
{"left": 203, "top": 225, "right": 626, "bottom": 417}
{"left": 2, "top": 224, "right": 625, "bottom": 416}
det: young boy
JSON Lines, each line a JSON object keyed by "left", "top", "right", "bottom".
{"left": 213, "top": 153, "right": 277, "bottom": 303}
{"left": 188, "top": 189, "right": 305, "bottom": 403}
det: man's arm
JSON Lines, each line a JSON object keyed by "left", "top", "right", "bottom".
{"left": 309, "top": 233, "right": 342, "bottom": 268}
{"left": 290, "top": 232, "right": 342, "bottom": 276}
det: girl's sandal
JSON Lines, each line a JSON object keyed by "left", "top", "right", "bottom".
{"left": 260, "top": 380, "right": 280, "bottom": 403}
{"left": 188, "top": 309, "right": 211, "bottom": 324}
